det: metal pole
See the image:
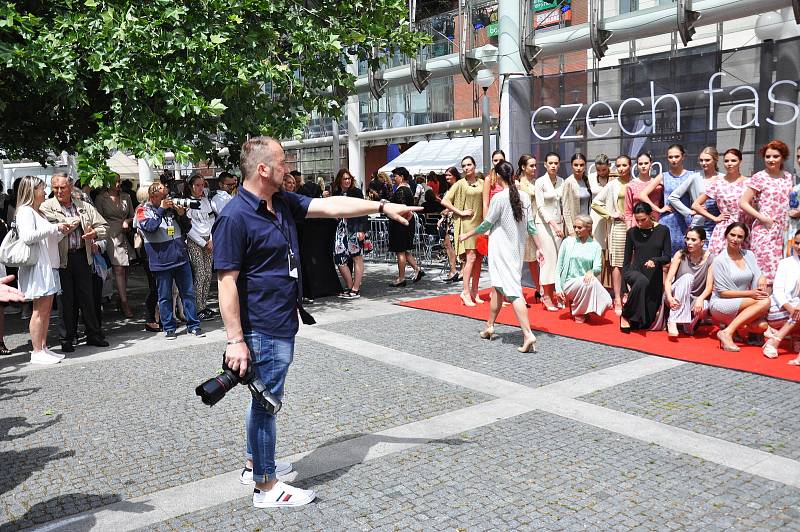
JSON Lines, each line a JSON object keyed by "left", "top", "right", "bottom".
{"left": 331, "top": 118, "right": 340, "bottom": 177}
{"left": 482, "top": 88, "right": 490, "bottom": 175}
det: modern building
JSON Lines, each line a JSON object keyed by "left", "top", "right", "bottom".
{"left": 284, "top": 0, "right": 800, "bottom": 183}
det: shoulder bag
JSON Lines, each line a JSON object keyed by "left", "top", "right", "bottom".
{"left": 0, "top": 221, "right": 39, "bottom": 267}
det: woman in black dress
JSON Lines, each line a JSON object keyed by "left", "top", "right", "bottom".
{"left": 388, "top": 167, "right": 424, "bottom": 286}
{"left": 621, "top": 202, "right": 672, "bottom": 331}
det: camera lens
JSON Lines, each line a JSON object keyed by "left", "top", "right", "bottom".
{"left": 195, "top": 370, "right": 238, "bottom": 406}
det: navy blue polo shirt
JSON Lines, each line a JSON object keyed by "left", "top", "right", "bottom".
{"left": 212, "top": 186, "right": 312, "bottom": 337}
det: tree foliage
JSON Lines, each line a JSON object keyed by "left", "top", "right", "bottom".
{"left": 0, "top": 0, "right": 427, "bottom": 185}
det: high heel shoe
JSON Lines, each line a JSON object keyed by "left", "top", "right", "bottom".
{"left": 667, "top": 322, "right": 679, "bottom": 338}
{"left": 619, "top": 316, "right": 631, "bottom": 334}
{"left": 0, "top": 341, "right": 9, "bottom": 356}
{"left": 541, "top": 296, "right": 558, "bottom": 312}
{"left": 762, "top": 340, "right": 779, "bottom": 359}
{"left": 716, "top": 330, "right": 740, "bottom": 352}
{"left": 788, "top": 357, "right": 800, "bottom": 366}
{"left": 390, "top": 279, "right": 407, "bottom": 287}
{"left": 614, "top": 301, "right": 623, "bottom": 316}
{"left": 518, "top": 335, "right": 537, "bottom": 353}
{"left": 473, "top": 295, "right": 485, "bottom": 304}
{"left": 479, "top": 325, "right": 494, "bottom": 339}
{"left": 460, "top": 293, "right": 476, "bottom": 307}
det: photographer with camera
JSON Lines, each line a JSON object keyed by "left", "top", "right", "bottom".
{"left": 135, "top": 182, "right": 203, "bottom": 339}
{"left": 212, "top": 136, "right": 419, "bottom": 508}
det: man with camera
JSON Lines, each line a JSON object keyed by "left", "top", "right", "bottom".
{"left": 41, "top": 173, "right": 110, "bottom": 352}
{"left": 135, "top": 182, "right": 203, "bottom": 339}
{"left": 213, "top": 136, "right": 419, "bottom": 508}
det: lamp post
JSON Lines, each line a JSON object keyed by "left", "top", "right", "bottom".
{"left": 475, "top": 68, "right": 496, "bottom": 175}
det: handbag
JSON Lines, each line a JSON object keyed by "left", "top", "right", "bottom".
{"left": 0, "top": 222, "right": 38, "bottom": 267}
{"left": 476, "top": 234, "right": 489, "bottom": 256}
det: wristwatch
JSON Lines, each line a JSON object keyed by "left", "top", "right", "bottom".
{"left": 378, "top": 199, "right": 388, "bottom": 215}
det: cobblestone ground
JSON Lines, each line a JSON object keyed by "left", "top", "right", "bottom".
{"left": 147, "top": 411, "right": 800, "bottom": 532}
{"left": 1, "top": 264, "right": 799, "bottom": 530}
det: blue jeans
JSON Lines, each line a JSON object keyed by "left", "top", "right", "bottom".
{"left": 153, "top": 262, "right": 200, "bottom": 333}
{"left": 243, "top": 331, "right": 294, "bottom": 483}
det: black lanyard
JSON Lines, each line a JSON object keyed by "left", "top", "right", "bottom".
{"left": 258, "top": 200, "right": 315, "bottom": 325}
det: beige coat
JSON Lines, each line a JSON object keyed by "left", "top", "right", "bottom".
{"left": 41, "top": 197, "right": 109, "bottom": 268}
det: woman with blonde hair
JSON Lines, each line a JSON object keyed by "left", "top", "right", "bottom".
{"left": 15, "top": 176, "right": 72, "bottom": 363}
{"left": 667, "top": 146, "right": 723, "bottom": 245}
{"left": 555, "top": 215, "right": 611, "bottom": 322}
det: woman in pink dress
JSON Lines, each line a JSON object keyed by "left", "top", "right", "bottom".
{"left": 482, "top": 149, "right": 506, "bottom": 215}
{"left": 739, "top": 140, "right": 794, "bottom": 282}
{"left": 691, "top": 148, "right": 748, "bottom": 255}
{"left": 627, "top": 152, "right": 663, "bottom": 228}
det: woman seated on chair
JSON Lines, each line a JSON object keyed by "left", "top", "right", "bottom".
{"left": 709, "top": 222, "right": 770, "bottom": 352}
{"left": 664, "top": 227, "right": 714, "bottom": 338}
{"left": 762, "top": 230, "right": 800, "bottom": 365}
{"left": 554, "top": 215, "right": 612, "bottom": 322}
{"left": 620, "top": 203, "right": 672, "bottom": 332}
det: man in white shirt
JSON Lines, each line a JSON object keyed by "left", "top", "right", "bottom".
{"left": 211, "top": 172, "right": 238, "bottom": 215}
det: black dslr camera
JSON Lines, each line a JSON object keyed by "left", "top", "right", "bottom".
{"left": 195, "top": 359, "right": 282, "bottom": 414}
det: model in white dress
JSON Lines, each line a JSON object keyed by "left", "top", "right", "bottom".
{"left": 534, "top": 163, "right": 565, "bottom": 311}
{"left": 459, "top": 162, "right": 544, "bottom": 353}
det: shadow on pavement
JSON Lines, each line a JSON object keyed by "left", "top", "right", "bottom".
{"left": 292, "top": 432, "right": 473, "bottom": 490}
{"left": 0, "top": 494, "right": 154, "bottom": 532}
{"left": 0, "top": 415, "right": 62, "bottom": 442}
{"left": 0, "top": 373, "right": 38, "bottom": 401}
{"left": 0, "top": 446, "right": 75, "bottom": 497}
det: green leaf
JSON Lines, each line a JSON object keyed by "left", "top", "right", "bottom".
{"left": 209, "top": 34, "right": 228, "bottom": 45}
{"left": 207, "top": 98, "right": 227, "bottom": 116}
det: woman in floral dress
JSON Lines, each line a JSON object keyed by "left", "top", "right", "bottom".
{"left": 739, "top": 140, "right": 794, "bottom": 282}
{"left": 691, "top": 148, "right": 749, "bottom": 255}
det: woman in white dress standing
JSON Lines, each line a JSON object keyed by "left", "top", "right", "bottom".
{"left": 534, "top": 152, "right": 565, "bottom": 311}
{"left": 459, "top": 162, "right": 544, "bottom": 353}
{"left": 15, "top": 176, "right": 72, "bottom": 364}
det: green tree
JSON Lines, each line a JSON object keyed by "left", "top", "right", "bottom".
{"left": 0, "top": 0, "right": 426, "bottom": 186}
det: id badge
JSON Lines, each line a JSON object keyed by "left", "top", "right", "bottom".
{"left": 288, "top": 250, "right": 298, "bottom": 278}
{"left": 166, "top": 225, "right": 175, "bottom": 237}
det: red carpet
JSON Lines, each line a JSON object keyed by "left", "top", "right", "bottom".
{"left": 398, "top": 289, "right": 800, "bottom": 383}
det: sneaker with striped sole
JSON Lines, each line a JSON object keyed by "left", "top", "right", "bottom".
{"left": 253, "top": 481, "right": 315, "bottom": 508}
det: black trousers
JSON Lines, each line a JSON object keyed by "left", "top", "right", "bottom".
{"left": 622, "top": 268, "right": 663, "bottom": 330}
{"left": 58, "top": 250, "right": 102, "bottom": 341}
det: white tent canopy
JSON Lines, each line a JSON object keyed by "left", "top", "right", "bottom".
{"left": 378, "top": 136, "right": 497, "bottom": 176}
{"left": 107, "top": 152, "right": 140, "bottom": 180}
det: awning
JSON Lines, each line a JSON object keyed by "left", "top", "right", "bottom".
{"left": 378, "top": 136, "right": 496, "bottom": 176}
{"left": 107, "top": 152, "right": 140, "bottom": 179}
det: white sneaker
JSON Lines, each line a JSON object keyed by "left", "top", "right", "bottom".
{"left": 30, "top": 350, "right": 61, "bottom": 365}
{"left": 252, "top": 481, "right": 315, "bottom": 508}
{"left": 240, "top": 462, "right": 293, "bottom": 485}
{"left": 44, "top": 347, "right": 65, "bottom": 360}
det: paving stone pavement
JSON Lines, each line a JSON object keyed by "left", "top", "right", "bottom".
{"left": 0, "top": 337, "right": 485, "bottom": 529}
{"left": 143, "top": 411, "right": 800, "bottom": 532}
{"left": 320, "top": 310, "right": 645, "bottom": 388}
{"left": 1, "top": 263, "right": 799, "bottom": 530}
{"left": 583, "top": 362, "right": 800, "bottom": 460}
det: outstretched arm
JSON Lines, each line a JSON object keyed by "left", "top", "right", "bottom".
{"left": 307, "top": 196, "right": 421, "bottom": 226}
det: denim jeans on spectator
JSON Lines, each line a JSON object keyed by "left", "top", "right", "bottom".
{"left": 243, "top": 331, "right": 294, "bottom": 484}
{"left": 153, "top": 262, "right": 200, "bottom": 333}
